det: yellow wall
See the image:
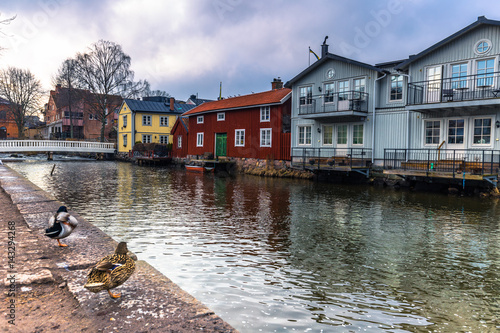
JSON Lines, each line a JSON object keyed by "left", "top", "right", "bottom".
{"left": 117, "top": 102, "right": 133, "bottom": 153}
{"left": 134, "top": 113, "right": 177, "bottom": 144}
{"left": 118, "top": 101, "right": 179, "bottom": 153}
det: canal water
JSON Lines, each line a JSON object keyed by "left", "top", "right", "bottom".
{"left": 7, "top": 160, "right": 500, "bottom": 332}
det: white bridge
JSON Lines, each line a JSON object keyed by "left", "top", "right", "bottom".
{"left": 0, "top": 140, "right": 116, "bottom": 153}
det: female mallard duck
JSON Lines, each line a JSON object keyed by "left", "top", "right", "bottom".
{"left": 84, "top": 242, "right": 136, "bottom": 298}
{"left": 45, "top": 206, "right": 79, "bottom": 247}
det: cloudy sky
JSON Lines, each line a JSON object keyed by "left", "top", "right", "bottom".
{"left": 1, "top": 0, "right": 499, "bottom": 102}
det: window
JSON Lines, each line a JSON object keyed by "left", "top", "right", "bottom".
{"left": 89, "top": 114, "right": 93, "bottom": 120}
{"left": 323, "top": 125, "right": 333, "bottom": 145}
{"left": 337, "top": 125, "right": 347, "bottom": 145}
{"left": 160, "top": 116, "right": 169, "bottom": 127}
{"left": 123, "top": 134, "right": 127, "bottom": 147}
{"left": 473, "top": 118, "right": 491, "bottom": 144}
{"left": 477, "top": 59, "right": 494, "bottom": 87}
{"left": 475, "top": 39, "right": 491, "bottom": 54}
{"left": 235, "top": 129, "right": 245, "bottom": 147}
{"left": 142, "top": 115, "right": 151, "bottom": 126}
{"left": 298, "top": 126, "right": 312, "bottom": 145}
{"left": 451, "top": 63, "right": 468, "bottom": 89}
{"left": 353, "top": 124, "right": 364, "bottom": 145}
{"left": 390, "top": 75, "right": 403, "bottom": 101}
{"left": 353, "top": 78, "right": 366, "bottom": 97}
{"left": 177, "top": 136, "right": 182, "bottom": 148}
{"left": 197, "top": 116, "right": 204, "bottom": 124}
{"left": 425, "top": 120, "right": 441, "bottom": 144}
{"left": 324, "top": 83, "right": 335, "bottom": 103}
{"left": 142, "top": 134, "right": 152, "bottom": 143}
{"left": 197, "top": 133, "right": 204, "bottom": 147}
{"left": 448, "top": 119, "right": 464, "bottom": 144}
{"left": 338, "top": 80, "right": 349, "bottom": 100}
{"left": 160, "top": 135, "right": 169, "bottom": 144}
{"left": 217, "top": 112, "right": 225, "bottom": 121}
{"left": 299, "top": 86, "right": 312, "bottom": 105}
{"left": 260, "top": 106, "right": 270, "bottom": 122}
{"left": 260, "top": 128, "right": 271, "bottom": 147}
{"left": 122, "top": 115, "right": 127, "bottom": 127}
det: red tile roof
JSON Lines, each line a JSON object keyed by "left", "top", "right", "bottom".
{"left": 182, "top": 88, "right": 291, "bottom": 116}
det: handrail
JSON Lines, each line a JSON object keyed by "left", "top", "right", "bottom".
{"left": 0, "top": 140, "right": 115, "bottom": 153}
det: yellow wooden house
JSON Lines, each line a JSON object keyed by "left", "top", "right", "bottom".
{"left": 117, "top": 97, "right": 195, "bottom": 153}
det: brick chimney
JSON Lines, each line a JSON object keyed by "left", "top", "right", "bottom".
{"left": 272, "top": 77, "right": 283, "bottom": 90}
{"left": 321, "top": 36, "right": 329, "bottom": 58}
{"left": 169, "top": 97, "right": 175, "bottom": 111}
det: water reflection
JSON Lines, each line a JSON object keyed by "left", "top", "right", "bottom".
{"left": 8, "top": 160, "right": 500, "bottom": 332}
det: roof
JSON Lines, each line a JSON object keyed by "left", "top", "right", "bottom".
{"left": 395, "top": 16, "right": 500, "bottom": 70}
{"left": 51, "top": 86, "right": 123, "bottom": 108}
{"left": 123, "top": 99, "right": 195, "bottom": 114}
{"left": 285, "top": 53, "right": 384, "bottom": 88}
{"left": 187, "top": 97, "right": 214, "bottom": 106}
{"left": 182, "top": 88, "right": 291, "bottom": 116}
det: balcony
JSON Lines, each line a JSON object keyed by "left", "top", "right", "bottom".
{"left": 384, "top": 148, "right": 500, "bottom": 182}
{"left": 407, "top": 72, "right": 500, "bottom": 109}
{"left": 298, "top": 91, "right": 369, "bottom": 119}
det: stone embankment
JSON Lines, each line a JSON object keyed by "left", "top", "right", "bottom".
{"left": 0, "top": 165, "right": 237, "bottom": 332}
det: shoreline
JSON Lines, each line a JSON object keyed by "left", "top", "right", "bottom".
{"left": 0, "top": 164, "right": 237, "bottom": 332}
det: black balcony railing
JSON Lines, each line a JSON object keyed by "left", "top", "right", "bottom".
{"left": 407, "top": 72, "right": 500, "bottom": 105}
{"left": 292, "top": 147, "right": 372, "bottom": 170}
{"left": 384, "top": 148, "right": 500, "bottom": 176}
{"left": 299, "top": 91, "right": 369, "bottom": 115}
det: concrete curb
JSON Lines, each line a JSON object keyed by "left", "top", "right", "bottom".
{"left": 0, "top": 165, "right": 237, "bottom": 332}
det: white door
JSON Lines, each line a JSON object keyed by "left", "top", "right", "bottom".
{"left": 447, "top": 118, "right": 465, "bottom": 150}
{"left": 426, "top": 66, "right": 442, "bottom": 103}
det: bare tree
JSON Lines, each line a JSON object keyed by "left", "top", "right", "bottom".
{"left": 74, "top": 40, "right": 148, "bottom": 142}
{"left": 0, "top": 67, "right": 44, "bottom": 138}
{"left": 143, "top": 87, "right": 170, "bottom": 98}
{"left": 53, "top": 58, "right": 81, "bottom": 138}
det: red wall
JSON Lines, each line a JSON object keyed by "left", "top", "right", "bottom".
{"left": 187, "top": 99, "right": 291, "bottom": 160}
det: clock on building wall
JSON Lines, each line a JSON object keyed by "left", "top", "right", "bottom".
{"left": 326, "top": 68, "right": 335, "bottom": 79}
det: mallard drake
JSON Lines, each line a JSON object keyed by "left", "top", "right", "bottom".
{"left": 45, "top": 206, "right": 78, "bottom": 247}
{"left": 84, "top": 242, "right": 136, "bottom": 298}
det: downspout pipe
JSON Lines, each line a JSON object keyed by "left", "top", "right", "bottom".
{"left": 372, "top": 71, "right": 388, "bottom": 163}
{"left": 397, "top": 72, "right": 411, "bottom": 161}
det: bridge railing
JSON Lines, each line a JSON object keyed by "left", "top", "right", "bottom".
{"left": 0, "top": 140, "right": 115, "bottom": 153}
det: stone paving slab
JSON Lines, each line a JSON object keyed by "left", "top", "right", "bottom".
{"left": 0, "top": 165, "right": 237, "bottom": 332}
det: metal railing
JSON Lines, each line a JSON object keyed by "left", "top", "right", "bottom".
{"left": 407, "top": 72, "right": 500, "bottom": 105}
{"left": 384, "top": 148, "right": 500, "bottom": 176}
{"left": 292, "top": 147, "right": 372, "bottom": 170}
{"left": 0, "top": 140, "right": 115, "bottom": 153}
{"left": 299, "top": 91, "right": 369, "bottom": 115}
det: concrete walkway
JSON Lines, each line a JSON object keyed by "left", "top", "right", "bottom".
{"left": 0, "top": 165, "right": 237, "bottom": 332}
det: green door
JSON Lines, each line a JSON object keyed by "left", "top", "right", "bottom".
{"left": 215, "top": 133, "right": 227, "bottom": 157}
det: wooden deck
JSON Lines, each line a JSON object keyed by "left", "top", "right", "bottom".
{"left": 383, "top": 169, "right": 489, "bottom": 180}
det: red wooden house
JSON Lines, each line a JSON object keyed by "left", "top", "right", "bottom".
{"left": 180, "top": 80, "right": 292, "bottom": 161}
{"left": 171, "top": 116, "right": 189, "bottom": 158}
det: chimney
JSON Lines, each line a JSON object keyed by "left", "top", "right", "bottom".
{"left": 170, "top": 97, "right": 175, "bottom": 111}
{"left": 272, "top": 77, "right": 283, "bottom": 90}
{"left": 321, "top": 35, "right": 329, "bottom": 58}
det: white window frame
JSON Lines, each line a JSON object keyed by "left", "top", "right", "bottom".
{"left": 260, "top": 106, "right": 270, "bottom": 122}
{"left": 197, "top": 116, "right": 204, "bottom": 124}
{"left": 217, "top": 112, "right": 225, "bottom": 121}
{"left": 260, "top": 128, "right": 272, "bottom": 147}
{"left": 197, "top": 132, "right": 204, "bottom": 147}
{"left": 298, "top": 126, "right": 312, "bottom": 146}
{"left": 122, "top": 134, "right": 127, "bottom": 147}
{"left": 122, "top": 115, "right": 127, "bottom": 127}
{"left": 142, "top": 134, "right": 152, "bottom": 143}
{"left": 159, "top": 135, "right": 169, "bottom": 144}
{"left": 299, "top": 86, "right": 312, "bottom": 105}
{"left": 472, "top": 117, "right": 492, "bottom": 146}
{"left": 160, "top": 116, "right": 169, "bottom": 127}
{"left": 324, "top": 82, "right": 335, "bottom": 103}
{"left": 142, "top": 115, "right": 151, "bottom": 126}
{"left": 235, "top": 129, "right": 245, "bottom": 147}
{"left": 177, "top": 135, "right": 182, "bottom": 148}
{"left": 322, "top": 125, "right": 333, "bottom": 146}
{"left": 424, "top": 120, "right": 441, "bottom": 146}
{"left": 352, "top": 124, "right": 364, "bottom": 145}
{"left": 389, "top": 75, "right": 404, "bottom": 101}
